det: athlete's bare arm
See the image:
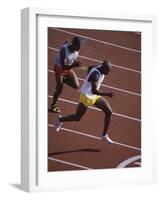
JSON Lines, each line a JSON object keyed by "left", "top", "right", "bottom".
{"left": 88, "top": 71, "right": 113, "bottom": 97}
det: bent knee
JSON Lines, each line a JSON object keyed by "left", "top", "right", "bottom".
{"left": 75, "top": 115, "right": 81, "bottom": 121}
{"left": 105, "top": 108, "right": 113, "bottom": 116}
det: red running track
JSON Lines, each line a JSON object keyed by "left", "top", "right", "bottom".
{"left": 48, "top": 27, "right": 141, "bottom": 171}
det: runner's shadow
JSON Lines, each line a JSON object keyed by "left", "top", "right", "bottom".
{"left": 48, "top": 148, "right": 100, "bottom": 156}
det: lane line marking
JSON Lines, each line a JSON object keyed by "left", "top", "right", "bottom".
{"left": 116, "top": 155, "right": 141, "bottom": 168}
{"left": 52, "top": 28, "right": 141, "bottom": 53}
{"left": 134, "top": 162, "right": 141, "bottom": 166}
{"left": 48, "top": 157, "right": 92, "bottom": 170}
{"left": 48, "top": 47, "right": 141, "bottom": 74}
{"left": 79, "top": 54, "right": 141, "bottom": 74}
{"left": 48, "top": 69, "right": 141, "bottom": 96}
{"left": 78, "top": 77, "right": 141, "bottom": 96}
{"left": 113, "top": 142, "right": 141, "bottom": 151}
{"left": 48, "top": 95, "right": 141, "bottom": 122}
{"left": 48, "top": 124, "right": 141, "bottom": 151}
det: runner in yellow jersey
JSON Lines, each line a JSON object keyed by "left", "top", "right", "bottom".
{"left": 55, "top": 60, "right": 114, "bottom": 143}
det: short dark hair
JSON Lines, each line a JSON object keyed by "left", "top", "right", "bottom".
{"left": 72, "top": 36, "right": 81, "bottom": 46}
{"left": 102, "top": 60, "right": 112, "bottom": 71}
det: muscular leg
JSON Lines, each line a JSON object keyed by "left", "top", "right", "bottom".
{"left": 94, "top": 97, "right": 113, "bottom": 136}
{"left": 63, "top": 69, "right": 79, "bottom": 89}
{"left": 59, "top": 102, "right": 87, "bottom": 122}
{"left": 52, "top": 74, "right": 64, "bottom": 105}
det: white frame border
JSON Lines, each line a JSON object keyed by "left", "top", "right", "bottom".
{"left": 21, "top": 7, "right": 157, "bottom": 192}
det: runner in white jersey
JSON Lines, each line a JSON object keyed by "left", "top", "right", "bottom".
{"left": 51, "top": 36, "right": 82, "bottom": 113}
{"left": 55, "top": 60, "right": 114, "bottom": 143}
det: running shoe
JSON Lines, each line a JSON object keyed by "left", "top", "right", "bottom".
{"left": 55, "top": 114, "right": 63, "bottom": 132}
{"left": 51, "top": 103, "right": 60, "bottom": 113}
{"left": 101, "top": 134, "right": 114, "bottom": 144}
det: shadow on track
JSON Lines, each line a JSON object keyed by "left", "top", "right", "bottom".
{"left": 49, "top": 148, "right": 100, "bottom": 156}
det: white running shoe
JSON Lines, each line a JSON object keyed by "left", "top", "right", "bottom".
{"left": 55, "top": 114, "right": 63, "bottom": 132}
{"left": 101, "top": 134, "right": 114, "bottom": 144}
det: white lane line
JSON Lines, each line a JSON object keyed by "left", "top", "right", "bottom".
{"left": 48, "top": 95, "right": 141, "bottom": 122}
{"left": 79, "top": 54, "right": 141, "bottom": 74}
{"left": 116, "top": 155, "right": 141, "bottom": 168}
{"left": 48, "top": 47, "right": 141, "bottom": 74}
{"left": 48, "top": 69, "right": 141, "bottom": 96}
{"left": 61, "top": 126, "right": 101, "bottom": 140}
{"left": 48, "top": 124, "right": 141, "bottom": 151}
{"left": 48, "top": 157, "right": 92, "bottom": 170}
{"left": 113, "top": 142, "right": 141, "bottom": 151}
{"left": 78, "top": 77, "right": 141, "bottom": 96}
{"left": 53, "top": 28, "right": 141, "bottom": 53}
{"left": 134, "top": 162, "right": 141, "bottom": 166}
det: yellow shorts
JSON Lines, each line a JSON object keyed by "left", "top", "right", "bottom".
{"left": 79, "top": 93, "right": 100, "bottom": 107}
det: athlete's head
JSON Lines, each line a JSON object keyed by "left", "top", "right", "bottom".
{"left": 70, "top": 36, "right": 81, "bottom": 51}
{"left": 101, "top": 60, "right": 112, "bottom": 75}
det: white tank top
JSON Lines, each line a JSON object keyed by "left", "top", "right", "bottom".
{"left": 80, "top": 65, "right": 105, "bottom": 99}
{"left": 55, "top": 44, "right": 79, "bottom": 66}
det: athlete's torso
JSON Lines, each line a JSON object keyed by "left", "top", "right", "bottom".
{"left": 55, "top": 44, "right": 79, "bottom": 66}
{"left": 80, "top": 65, "right": 105, "bottom": 99}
